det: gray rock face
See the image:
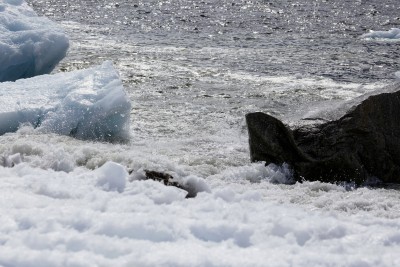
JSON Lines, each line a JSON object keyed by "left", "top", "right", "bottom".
{"left": 246, "top": 90, "right": 400, "bottom": 185}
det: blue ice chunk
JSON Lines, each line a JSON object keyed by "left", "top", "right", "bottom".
{"left": 0, "top": 61, "right": 132, "bottom": 142}
{"left": 0, "top": 0, "right": 69, "bottom": 82}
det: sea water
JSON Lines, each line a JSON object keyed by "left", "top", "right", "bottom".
{"left": 0, "top": 1, "right": 400, "bottom": 265}
{"left": 20, "top": 0, "right": 400, "bottom": 217}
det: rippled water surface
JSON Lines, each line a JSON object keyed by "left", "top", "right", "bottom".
{"left": 30, "top": 0, "right": 400, "bottom": 81}
{"left": 25, "top": 0, "right": 399, "bottom": 132}
{"left": 4, "top": 0, "right": 396, "bottom": 216}
{"left": 2, "top": 2, "right": 400, "bottom": 265}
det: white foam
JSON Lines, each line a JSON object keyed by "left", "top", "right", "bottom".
{"left": 0, "top": 61, "right": 132, "bottom": 141}
{"left": 0, "top": 162, "right": 399, "bottom": 266}
{"left": 0, "top": 3, "right": 399, "bottom": 264}
{"left": 300, "top": 83, "right": 400, "bottom": 123}
{"left": 0, "top": 0, "right": 69, "bottom": 82}
{"left": 0, "top": 152, "right": 22, "bottom": 167}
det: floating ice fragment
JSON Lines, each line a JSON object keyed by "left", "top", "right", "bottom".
{"left": 361, "top": 28, "right": 400, "bottom": 40}
{"left": 96, "top": 161, "right": 127, "bottom": 193}
{"left": 0, "top": 0, "right": 69, "bottom": 82}
{"left": 395, "top": 71, "right": 400, "bottom": 81}
{"left": 0, "top": 61, "right": 132, "bottom": 142}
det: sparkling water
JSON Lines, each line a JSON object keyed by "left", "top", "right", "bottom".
{"left": 0, "top": 1, "right": 399, "bottom": 265}
{"left": 18, "top": 0, "right": 400, "bottom": 202}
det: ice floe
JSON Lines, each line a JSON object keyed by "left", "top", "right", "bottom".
{"left": 0, "top": 61, "right": 131, "bottom": 142}
{"left": 0, "top": 0, "right": 69, "bottom": 82}
{"left": 361, "top": 28, "right": 400, "bottom": 40}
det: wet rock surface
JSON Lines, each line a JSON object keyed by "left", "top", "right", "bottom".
{"left": 143, "top": 170, "right": 198, "bottom": 198}
{"left": 246, "top": 89, "right": 400, "bottom": 185}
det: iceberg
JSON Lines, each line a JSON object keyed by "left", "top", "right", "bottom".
{"left": 396, "top": 71, "right": 400, "bottom": 81}
{"left": 0, "top": 0, "right": 69, "bottom": 82}
{"left": 361, "top": 28, "right": 400, "bottom": 40}
{"left": 0, "top": 61, "right": 132, "bottom": 142}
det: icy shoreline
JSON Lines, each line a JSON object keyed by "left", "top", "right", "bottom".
{"left": 0, "top": 0, "right": 399, "bottom": 266}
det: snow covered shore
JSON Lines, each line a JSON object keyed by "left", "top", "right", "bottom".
{"left": 0, "top": 0, "right": 69, "bottom": 82}
{"left": 0, "top": 61, "right": 131, "bottom": 142}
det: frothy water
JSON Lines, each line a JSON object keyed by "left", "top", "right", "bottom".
{"left": 1, "top": 1, "right": 400, "bottom": 265}
{"left": 6, "top": 0, "right": 399, "bottom": 216}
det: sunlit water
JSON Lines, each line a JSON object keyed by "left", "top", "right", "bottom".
{"left": 4, "top": 0, "right": 399, "bottom": 218}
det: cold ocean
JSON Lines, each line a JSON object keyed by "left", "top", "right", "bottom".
{"left": 0, "top": 0, "right": 400, "bottom": 266}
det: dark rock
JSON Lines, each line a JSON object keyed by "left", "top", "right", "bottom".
{"left": 143, "top": 170, "right": 197, "bottom": 198}
{"left": 144, "top": 170, "right": 183, "bottom": 188}
{"left": 246, "top": 90, "right": 400, "bottom": 185}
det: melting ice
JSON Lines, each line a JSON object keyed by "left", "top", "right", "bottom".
{"left": 0, "top": 61, "right": 131, "bottom": 141}
{"left": 361, "top": 28, "right": 400, "bottom": 40}
{"left": 0, "top": 0, "right": 400, "bottom": 266}
{"left": 0, "top": 0, "right": 69, "bottom": 82}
